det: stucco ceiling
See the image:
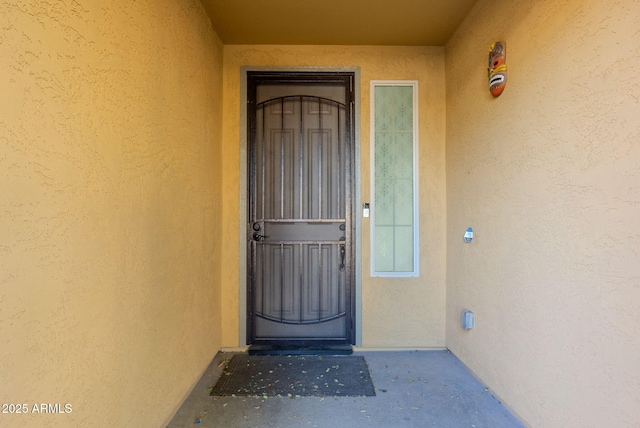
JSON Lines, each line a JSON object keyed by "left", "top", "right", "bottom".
{"left": 200, "top": 0, "right": 478, "bottom": 46}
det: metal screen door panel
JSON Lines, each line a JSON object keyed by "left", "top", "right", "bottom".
{"left": 248, "top": 73, "right": 354, "bottom": 345}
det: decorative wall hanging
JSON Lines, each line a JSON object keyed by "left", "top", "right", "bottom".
{"left": 488, "top": 41, "right": 507, "bottom": 97}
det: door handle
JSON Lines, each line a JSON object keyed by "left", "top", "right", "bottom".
{"left": 253, "top": 232, "right": 268, "bottom": 241}
{"left": 339, "top": 244, "right": 346, "bottom": 271}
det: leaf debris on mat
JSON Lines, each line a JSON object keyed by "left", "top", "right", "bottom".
{"left": 210, "top": 355, "right": 375, "bottom": 397}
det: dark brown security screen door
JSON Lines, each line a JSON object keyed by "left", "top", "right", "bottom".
{"left": 247, "top": 72, "right": 355, "bottom": 347}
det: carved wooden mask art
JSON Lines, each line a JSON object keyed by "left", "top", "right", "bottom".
{"left": 488, "top": 41, "right": 507, "bottom": 97}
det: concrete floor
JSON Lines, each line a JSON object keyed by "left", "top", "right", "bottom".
{"left": 167, "top": 350, "right": 526, "bottom": 428}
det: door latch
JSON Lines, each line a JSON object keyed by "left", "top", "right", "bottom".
{"left": 253, "top": 232, "right": 267, "bottom": 241}
{"left": 339, "top": 244, "right": 346, "bottom": 271}
{"left": 252, "top": 222, "right": 267, "bottom": 241}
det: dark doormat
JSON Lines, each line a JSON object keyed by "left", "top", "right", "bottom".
{"left": 210, "top": 355, "right": 376, "bottom": 397}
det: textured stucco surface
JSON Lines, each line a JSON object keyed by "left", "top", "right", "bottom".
{"left": 445, "top": 0, "right": 640, "bottom": 427}
{"left": 4, "top": 0, "right": 638, "bottom": 426}
{"left": 0, "top": 1, "right": 223, "bottom": 426}
{"left": 221, "top": 45, "right": 447, "bottom": 349}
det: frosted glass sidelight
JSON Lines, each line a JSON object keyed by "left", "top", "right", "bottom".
{"left": 371, "top": 82, "right": 418, "bottom": 276}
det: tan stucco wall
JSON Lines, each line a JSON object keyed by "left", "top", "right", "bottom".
{"left": 221, "top": 45, "right": 447, "bottom": 348}
{"left": 445, "top": 0, "right": 640, "bottom": 426}
{"left": 0, "top": 1, "right": 223, "bottom": 427}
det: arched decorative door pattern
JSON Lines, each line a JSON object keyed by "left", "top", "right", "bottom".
{"left": 247, "top": 72, "right": 355, "bottom": 348}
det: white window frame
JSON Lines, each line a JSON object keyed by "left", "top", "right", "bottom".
{"left": 370, "top": 80, "right": 419, "bottom": 277}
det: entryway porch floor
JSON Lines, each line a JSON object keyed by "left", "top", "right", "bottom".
{"left": 166, "top": 350, "right": 526, "bottom": 428}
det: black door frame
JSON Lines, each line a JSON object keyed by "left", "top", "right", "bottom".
{"left": 246, "top": 71, "right": 356, "bottom": 348}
